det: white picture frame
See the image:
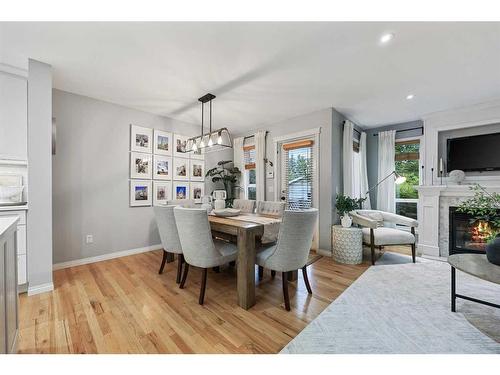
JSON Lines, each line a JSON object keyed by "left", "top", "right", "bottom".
{"left": 174, "top": 134, "right": 190, "bottom": 157}
{"left": 173, "top": 181, "right": 190, "bottom": 200}
{"left": 153, "top": 181, "right": 172, "bottom": 206}
{"left": 191, "top": 147, "right": 205, "bottom": 160}
{"left": 153, "top": 129, "right": 173, "bottom": 156}
{"left": 130, "top": 125, "right": 153, "bottom": 153}
{"left": 130, "top": 180, "right": 152, "bottom": 207}
{"left": 190, "top": 182, "right": 205, "bottom": 203}
{"left": 130, "top": 152, "right": 152, "bottom": 179}
{"left": 189, "top": 159, "right": 205, "bottom": 181}
{"left": 173, "top": 157, "right": 189, "bottom": 181}
{"left": 153, "top": 155, "right": 172, "bottom": 180}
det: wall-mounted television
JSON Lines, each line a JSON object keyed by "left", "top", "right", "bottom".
{"left": 447, "top": 132, "right": 500, "bottom": 172}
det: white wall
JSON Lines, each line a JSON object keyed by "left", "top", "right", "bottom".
{"left": 27, "top": 59, "right": 53, "bottom": 294}
{"left": 52, "top": 89, "right": 199, "bottom": 264}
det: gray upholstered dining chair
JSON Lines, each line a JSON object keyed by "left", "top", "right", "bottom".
{"left": 232, "top": 199, "right": 256, "bottom": 213}
{"left": 256, "top": 208, "right": 318, "bottom": 311}
{"left": 173, "top": 207, "right": 239, "bottom": 305}
{"left": 166, "top": 199, "right": 196, "bottom": 207}
{"left": 153, "top": 205, "right": 185, "bottom": 283}
{"left": 256, "top": 201, "right": 286, "bottom": 217}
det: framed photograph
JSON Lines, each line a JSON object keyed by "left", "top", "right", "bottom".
{"left": 173, "top": 157, "right": 189, "bottom": 181}
{"left": 130, "top": 152, "right": 152, "bottom": 179}
{"left": 174, "top": 134, "right": 189, "bottom": 157}
{"left": 153, "top": 181, "right": 172, "bottom": 206}
{"left": 190, "top": 182, "right": 205, "bottom": 203}
{"left": 190, "top": 160, "right": 205, "bottom": 181}
{"left": 153, "top": 129, "right": 172, "bottom": 156}
{"left": 130, "top": 125, "right": 153, "bottom": 153}
{"left": 191, "top": 147, "right": 204, "bottom": 160}
{"left": 173, "top": 181, "right": 190, "bottom": 200}
{"left": 130, "top": 180, "right": 152, "bottom": 207}
{"left": 153, "top": 155, "right": 172, "bottom": 180}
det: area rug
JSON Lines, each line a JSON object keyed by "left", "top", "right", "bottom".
{"left": 281, "top": 253, "right": 500, "bottom": 354}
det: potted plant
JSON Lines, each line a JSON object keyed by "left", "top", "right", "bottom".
{"left": 335, "top": 194, "right": 366, "bottom": 228}
{"left": 457, "top": 184, "right": 500, "bottom": 265}
{"left": 205, "top": 160, "right": 241, "bottom": 207}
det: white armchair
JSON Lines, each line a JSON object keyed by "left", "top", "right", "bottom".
{"left": 350, "top": 209, "right": 418, "bottom": 265}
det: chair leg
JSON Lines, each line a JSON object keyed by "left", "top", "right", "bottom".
{"left": 229, "top": 261, "right": 236, "bottom": 267}
{"left": 179, "top": 263, "right": 189, "bottom": 289}
{"left": 176, "top": 254, "right": 183, "bottom": 284}
{"left": 199, "top": 268, "right": 208, "bottom": 305}
{"left": 411, "top": 243, "right": 416, "bottom": 263}
{"left": 370, "top": 228, "right": 376, "bottom": 265}
{"left": 282, "top": 271, "right": 291, "bottom": 311}
{"left": 159, "top": 250, "right": 168, "bottom": 274}
{"left": 271, "top": 270, "right": 276, "bottom": 279}
{"left": 258, "top": 266, "right": 264, "bottom": 280}
{"left": 302, "top": 266, "right": 312, "bottom": 294}
{"left": 213, "top": 266, "right": 220, "bottom": 273}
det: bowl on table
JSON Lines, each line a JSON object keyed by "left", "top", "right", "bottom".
{"left": 212, "top": 208, "right": 241, "bottom": 217}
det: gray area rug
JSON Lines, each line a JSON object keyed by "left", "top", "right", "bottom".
{"left": 281, "top": 253, "right": 500, "bottom": 354}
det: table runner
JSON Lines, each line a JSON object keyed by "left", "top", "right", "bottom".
{"left": 228, "top": 214, "right": 281, "bottom": 244}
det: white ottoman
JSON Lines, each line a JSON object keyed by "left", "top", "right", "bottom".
{"left": 332, "top": 225, "right": 363, "bottom": 264}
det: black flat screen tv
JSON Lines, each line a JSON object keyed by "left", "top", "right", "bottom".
{"left": 447, "top": 132, "right": 500, "bottom": 172}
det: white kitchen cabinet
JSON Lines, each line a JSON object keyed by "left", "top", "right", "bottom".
{"left": 0, "top": 71, "right": 28, "bottom": 161}
{"left": 0, "top": 210, "right": 27, "bottom": 286}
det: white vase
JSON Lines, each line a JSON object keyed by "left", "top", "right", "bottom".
{"left": 341, "top": 214, "right": 352, "bottom": 228}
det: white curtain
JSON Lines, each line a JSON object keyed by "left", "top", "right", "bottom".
{"left": 233, "top": 137, "right": 246, "bottom": 198}
{"left": 377, "top": 130, "right": 396, "bottom": 212}
{"left": 255, "top": 130, "right": 266, "bottom": 201}
{"left": 342, "top": 120, "right": 354, "bottom": 197}
{"left": 359, "top": 132, "right": 371, "bottom": 209}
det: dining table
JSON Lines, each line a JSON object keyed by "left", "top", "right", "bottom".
{"left": 208, "top": 213, "right": 280, "bottom": 310}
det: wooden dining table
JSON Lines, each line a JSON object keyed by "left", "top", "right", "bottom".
{"left": 208, "top": 214, "right": 265, "bottom": 310}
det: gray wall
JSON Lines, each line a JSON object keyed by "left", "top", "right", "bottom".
{"left": 52, "top": 89, "right": 199, "bottom": 264}
{"left": 365, "top": 120, "right": 423, "bottom": 208}
{"left": 204, "top": 147, "right": 234, "bottom": 195}
{"left": 438, "top": 122, "right": 500, "bottom": 177}
{"left": 235, "top": 108, "right": 343, "bottom": 251}
{"left": 27, "top": 59, "right": 53, "bottom": 291}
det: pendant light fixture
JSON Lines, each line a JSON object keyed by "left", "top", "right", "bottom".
{"left": 185, "top": 93, "right": 232, "bottom": 153}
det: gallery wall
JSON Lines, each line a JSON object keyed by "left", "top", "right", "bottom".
{"left": 52, "top": 89, "right": 199, "bottom": 264}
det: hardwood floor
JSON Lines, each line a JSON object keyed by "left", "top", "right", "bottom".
{"left": 17, "top": 249, "right": 378, "bottom": 354}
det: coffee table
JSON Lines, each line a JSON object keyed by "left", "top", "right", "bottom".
{"left": 448, "top": 254, "right": 500, "bottom": 312}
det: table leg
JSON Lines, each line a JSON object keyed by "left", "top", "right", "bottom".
{"left": 237, "top": 228, "right": 256, "bottom": 310}
{"left": 451, "top": 266, "right": 456, "bottom": 312}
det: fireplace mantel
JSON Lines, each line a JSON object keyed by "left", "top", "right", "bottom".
{"left": 416, "top": 184, "right": 500, "bottom": 257}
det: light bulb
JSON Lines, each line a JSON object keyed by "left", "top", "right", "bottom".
{"left": 208, "top": 137, "right": 213, "bottom": 147}
{"left": 200, "top": 139, "right": 205, "bottom": 148}
{"left": 217, "top": 133, "right": 222, "bottom": 144}
{"left": 192, "top": 142, "right": 198, "bottom": 152}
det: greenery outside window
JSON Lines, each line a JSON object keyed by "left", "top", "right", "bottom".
{"left": 244, "top": 145, "right": 256, "bottom": 199}
{"left": 395, "top": 139, "right": 420, "bottom": 220}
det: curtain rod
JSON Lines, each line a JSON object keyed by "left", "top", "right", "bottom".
{"left": 243, "top": 131, "right": 269, "bottom": 140}
{"left": 373, "top": 126, "right": 424, "bottom": 136}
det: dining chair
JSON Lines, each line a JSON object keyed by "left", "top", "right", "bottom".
{"left": 256, "top": 201, "right": 286, "bottom": 217}
{"left": 166, "top": 199, "right": 196, "bottom": 207}
{"left": 232, "top": 199, "right": 256, "bottom": 213}
{"left": 256, "top": 209, "right": 318, "bottom": 311}
{"left": 153, "top": 205, "right": 184, "bottom": 283}
{"left": 173, "top": 207, "right": 239, "bottom": 305}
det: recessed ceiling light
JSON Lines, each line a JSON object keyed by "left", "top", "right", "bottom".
{"left": 406, "top": 94, "right": 415, "bottom": 100}
{"left": 380, "top": 33, "right": 395, "bottom": 44}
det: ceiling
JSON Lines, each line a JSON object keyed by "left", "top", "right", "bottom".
{"left": 1, "top": 22, "right": 500, "bottom": 132}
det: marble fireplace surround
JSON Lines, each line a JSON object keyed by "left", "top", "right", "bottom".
{"left": 417, "top": 185, "right": 500, "bottom": 257}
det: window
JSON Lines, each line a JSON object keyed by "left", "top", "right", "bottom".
{"left": 244, "top": 145, "right": 256, "bottom": 199}
{"left": 395, "top": 139, "right": 420, "bottom": 220}
{"left": 282, "top": 139, "right": 314, "bottom": 210}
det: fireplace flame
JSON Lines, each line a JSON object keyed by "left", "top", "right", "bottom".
{"left": 471, "top": 220, "right": 493, "bottom": 243}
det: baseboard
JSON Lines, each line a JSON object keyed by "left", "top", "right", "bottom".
{"left": 316, "top": 248, "right": 332, "bottom": 257}
{"left": 418, "top": 244, "right": 440, "bottom": 257}
{"left": 28, "top": 282, "right": 54, "bottom": 296}
{"left": 52, "top": 244, "right": 163, "bottom": 271}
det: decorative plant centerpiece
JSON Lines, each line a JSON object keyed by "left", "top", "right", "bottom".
{"left": 456, "top": 184, "right": 500, "bottom": 265}
{"left": 205, "top": 160, "right": 241, "bottom": 207}
{"left": 335, "top": 194, "right": 366, "bottom": 228}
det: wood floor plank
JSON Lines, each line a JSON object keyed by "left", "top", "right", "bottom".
{"left": 15, "top": 247, "right": 405, "bottom": 354}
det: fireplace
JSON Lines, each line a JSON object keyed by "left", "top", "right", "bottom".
{"left": 449, "top": 206, "right": 496, "bottom": 255}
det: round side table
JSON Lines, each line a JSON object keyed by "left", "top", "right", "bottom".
{"left": 332, "top": 225, "right": 363, "bottom": 264}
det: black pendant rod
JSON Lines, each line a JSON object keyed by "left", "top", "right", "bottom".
{"left": 201, "top": 101, "right": 204, "bottom": 136}
{"left": 209, "top": 99, "right": 212, "bottom": 133}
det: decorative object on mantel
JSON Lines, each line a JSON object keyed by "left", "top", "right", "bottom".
{"left": 184, "top": 93, "right": 232, "bottom": 154}
{"left": 448, "top": 169, "right": 466, "bottom": 185}
{"left": 205, "top": 160, "right": 241, "bottom": 207}
{"left": 335, "top": 194, "right": 365, "bottom": 228}
{"left": 457, "top": 184, "right": 500, "bottom": 265}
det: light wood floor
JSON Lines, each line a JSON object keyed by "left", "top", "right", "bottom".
{"left": 17, "top": 246, "right": 411, "bottom": 354}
